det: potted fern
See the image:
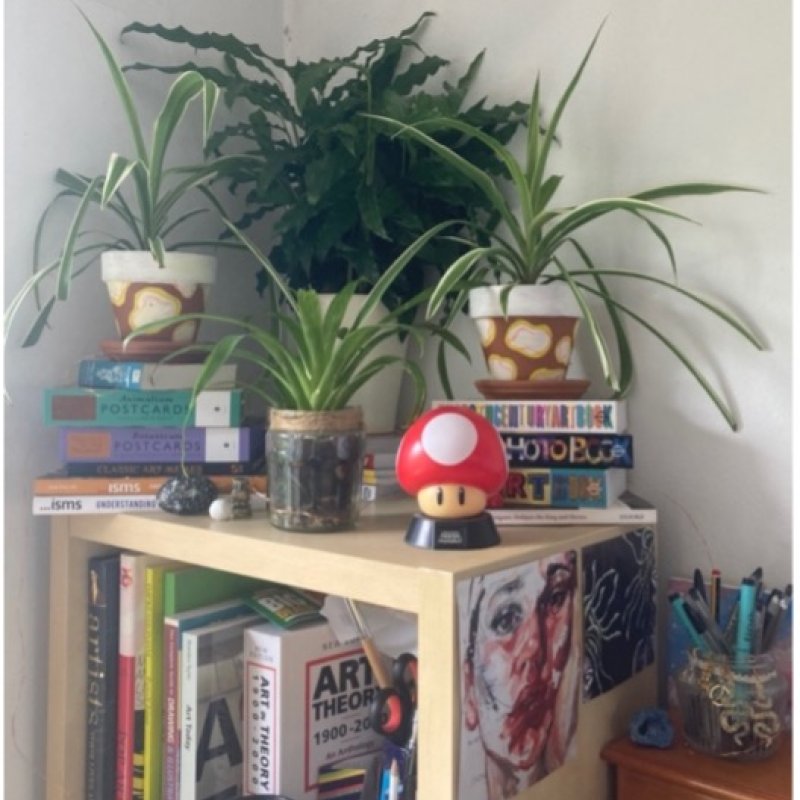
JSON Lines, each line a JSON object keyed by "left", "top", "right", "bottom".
{"left": 129, "top": 221, "right": 451, "bottom": 531}
{"left": 371, "top": 24, "right": 764, "bottom": 430}
{"left": 4, "top": 11, "right": 257, "bottom": 354}
{"left": 119, "top": 12, "right": 526, "bottom": 428}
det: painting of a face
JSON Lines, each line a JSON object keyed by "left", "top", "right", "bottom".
{"left": 460, "top": 551, "right": 578, "bottom": 797}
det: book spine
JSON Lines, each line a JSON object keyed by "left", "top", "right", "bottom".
{"left": 432, "top": 399, "right": 626, "bottom": 433}
{"left": 79, "top": 361, "right": 147, "bottom": 390}
{"left": 500, "top": 433, "right": 634, "bottom": 469}
{"left": 117, "top": 555, "right": 137, "bottom": 800}
{"left": 58, "top": 424, "right": 265, "bottom": 464}
{"left": 64, "top": 458, "right": 265, "bottom": 477}
{"left": 489, "top": 506, "right": 657, "bottom": 525}
{"left": 33, "top": 495, "right": 161, "bottom": 515}
{"left": 502, "top": 467, "right": 626, "bottom": 508}
{"left": 34, "top": 474, "right": 268, "bottom": 496}
{"left": 162, "top": 624, "right": 180, "bottom": 800}
{"left": 78, "top": 360, "right": 236, "bottom": 390}
{"left": 178, "top": 633, "right": 198, "bottom": 800}
{"left": 43, "top": 388, "right": 242, "bottom": 427}
{"left": 33, "top": 493, "right": 268, "bottom": 515}
{"left": 86, "top": 554, "right": 121, "bottom": 800}
{"left": 143, "top": 567, "right": 165, "bottom": 800}
{"left": 243, "top": 633, "right": 278, "bottom": 796}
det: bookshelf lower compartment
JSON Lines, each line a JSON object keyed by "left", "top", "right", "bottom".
{"left": 46, "top": 509, "right": 657, "bottom": 800}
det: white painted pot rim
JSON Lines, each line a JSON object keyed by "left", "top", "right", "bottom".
{"left": 101, "top": 250, "right": 217, "bottom": 284}
{"left": 468, "top": 283, "right": 580, "bottom": 317}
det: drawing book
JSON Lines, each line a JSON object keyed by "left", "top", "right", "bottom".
{"left": 163, "top": 600, "right": 256, "bottom": 800}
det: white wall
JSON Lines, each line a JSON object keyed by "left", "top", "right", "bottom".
{"left": 284, "top": 0, "right": 792, "bottom": 580}
{"left": 3, "top": 2, "right": 283, "bottom": 797}
{"left": 4, "top": 0, "right": 792, "bottom": 796}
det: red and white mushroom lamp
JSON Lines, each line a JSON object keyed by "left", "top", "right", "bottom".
{"left": 395, "top": 406, "right": 508, "bottom": 548}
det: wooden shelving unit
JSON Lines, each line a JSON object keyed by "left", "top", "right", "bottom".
{"left": 45, "top": 502, "right": 655, "bottom": 800}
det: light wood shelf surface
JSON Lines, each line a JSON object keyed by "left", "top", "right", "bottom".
{"left": 46, "top": 506, "right": 650, "bottom": 800}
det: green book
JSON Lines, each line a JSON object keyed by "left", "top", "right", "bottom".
{"left": 144, "top": 563, "right": 182, "bottom": 800}
{"left": 163, "top": 566, "right": 265, "bottom": 617}
{"left": 43, "top": 387, "right": 243, "bottom": 427}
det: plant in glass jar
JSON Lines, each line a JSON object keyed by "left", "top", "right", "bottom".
{"left": 128, "top": 219, "right": 453, "bottom": 531}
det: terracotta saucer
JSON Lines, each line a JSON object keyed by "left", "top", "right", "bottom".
{"left": 100, "top": 338, "right": 208, "bottom": 364}
{"left": 474, "top": 378, "right": 591, "bottom": 401}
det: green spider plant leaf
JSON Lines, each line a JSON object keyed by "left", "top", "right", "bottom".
{"left": 77, "top": 8, "right": 148, "bottom": 162}
{"left": 148, "top": 71, "right": 206, "bottom": 209}
{"left": 101, "top": 153, "right": 137, "bottom": 207}
{"left": 56, "top": 175, "right": 102, "bottom": 300}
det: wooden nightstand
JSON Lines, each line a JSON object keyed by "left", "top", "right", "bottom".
{"left": 601, "top": 732, "right": 792, "bottom": 800}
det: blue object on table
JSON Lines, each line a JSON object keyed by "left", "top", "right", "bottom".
{"left": 628, "top": 707, "right": 674, "bottom": 748}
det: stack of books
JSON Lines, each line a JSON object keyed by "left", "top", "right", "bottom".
{"left": 32, "top": 358, "right": 267, "bottom": 515}
{"left": 361, "top": 430, "right": 404, "bottom": 502}
{"left": 86, "top": 557, "right": 384, "bottom": 800}
{"left": 433, "top": 398, "right": 656, "bottom": 525}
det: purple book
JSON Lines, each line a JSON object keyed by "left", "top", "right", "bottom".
{"left": 59, "top": 424, "right": 266, "bottom": 464}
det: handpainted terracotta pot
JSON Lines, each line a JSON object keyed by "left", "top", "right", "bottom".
{"left": 101, "top": 251, "right": 216, "bottom": 344}
{"left": 468, "top": 284, "right": 581, "bottom": 382}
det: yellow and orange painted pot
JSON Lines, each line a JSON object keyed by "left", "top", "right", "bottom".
{"left": 101, "top": 251, "right": 216, "bottom": 344}
{"left": 468, "top": 283, "right": 581, "bottom": 383}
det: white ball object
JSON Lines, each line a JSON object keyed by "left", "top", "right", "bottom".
{"left": 208, "top": 497, "right": 234, "bottom": 521}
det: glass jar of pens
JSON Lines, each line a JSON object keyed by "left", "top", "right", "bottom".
{"left": 675, "top": 649, "right": 788, "bottom": 760}
{"left": 671, "top": 572, "right": 790, "bottom": 760}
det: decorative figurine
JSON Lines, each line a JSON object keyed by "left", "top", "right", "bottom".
{"left": 395, "top": 406, "right": 508, "bottom": 549}
{"left": 231, "top": 477, "right": 253, "bottom": 519}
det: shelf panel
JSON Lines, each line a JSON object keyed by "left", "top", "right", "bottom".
{"left": 62, "top": 501, "right": 622, "bottom": 613}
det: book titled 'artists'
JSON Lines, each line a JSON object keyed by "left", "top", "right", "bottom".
{"left": 243, "top": 621, "right": 383, "bottom": 800}
{"left": 43, "top": 388, "right": 243, "bottom": 427}
{"left": 86, "top": 553, "right": 121, "bottom": 800}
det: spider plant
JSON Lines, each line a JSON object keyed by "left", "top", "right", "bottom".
{"left": 369, "top": 23, "right": 765, "bottom": 430}
{"left": 4, "top": 9, "right": 257, "bottom": 347}
{"left": 127, "top": 220, "right": 459, "bottom": 413}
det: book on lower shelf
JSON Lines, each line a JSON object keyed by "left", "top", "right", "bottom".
{"left": 161, "top": 567, "right": 270, "bottom": 800}
{"left": 242, "top": 620, "right": 384, "bottom": 800}
{"left": 117, "top": 553, "right": 172, "bottom": 800}
{"left": 180, "top": 613, "right": 261, "bottom": 800}
{"left": 86, "top": 553, "right": 121, "bottom": 800}
{"left": 163, "top": 600, "right": 257, "bottom": 800}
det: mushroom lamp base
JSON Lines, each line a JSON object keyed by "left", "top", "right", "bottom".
{"left": 404, "top": 512, "right": 501, "bottom": 550}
